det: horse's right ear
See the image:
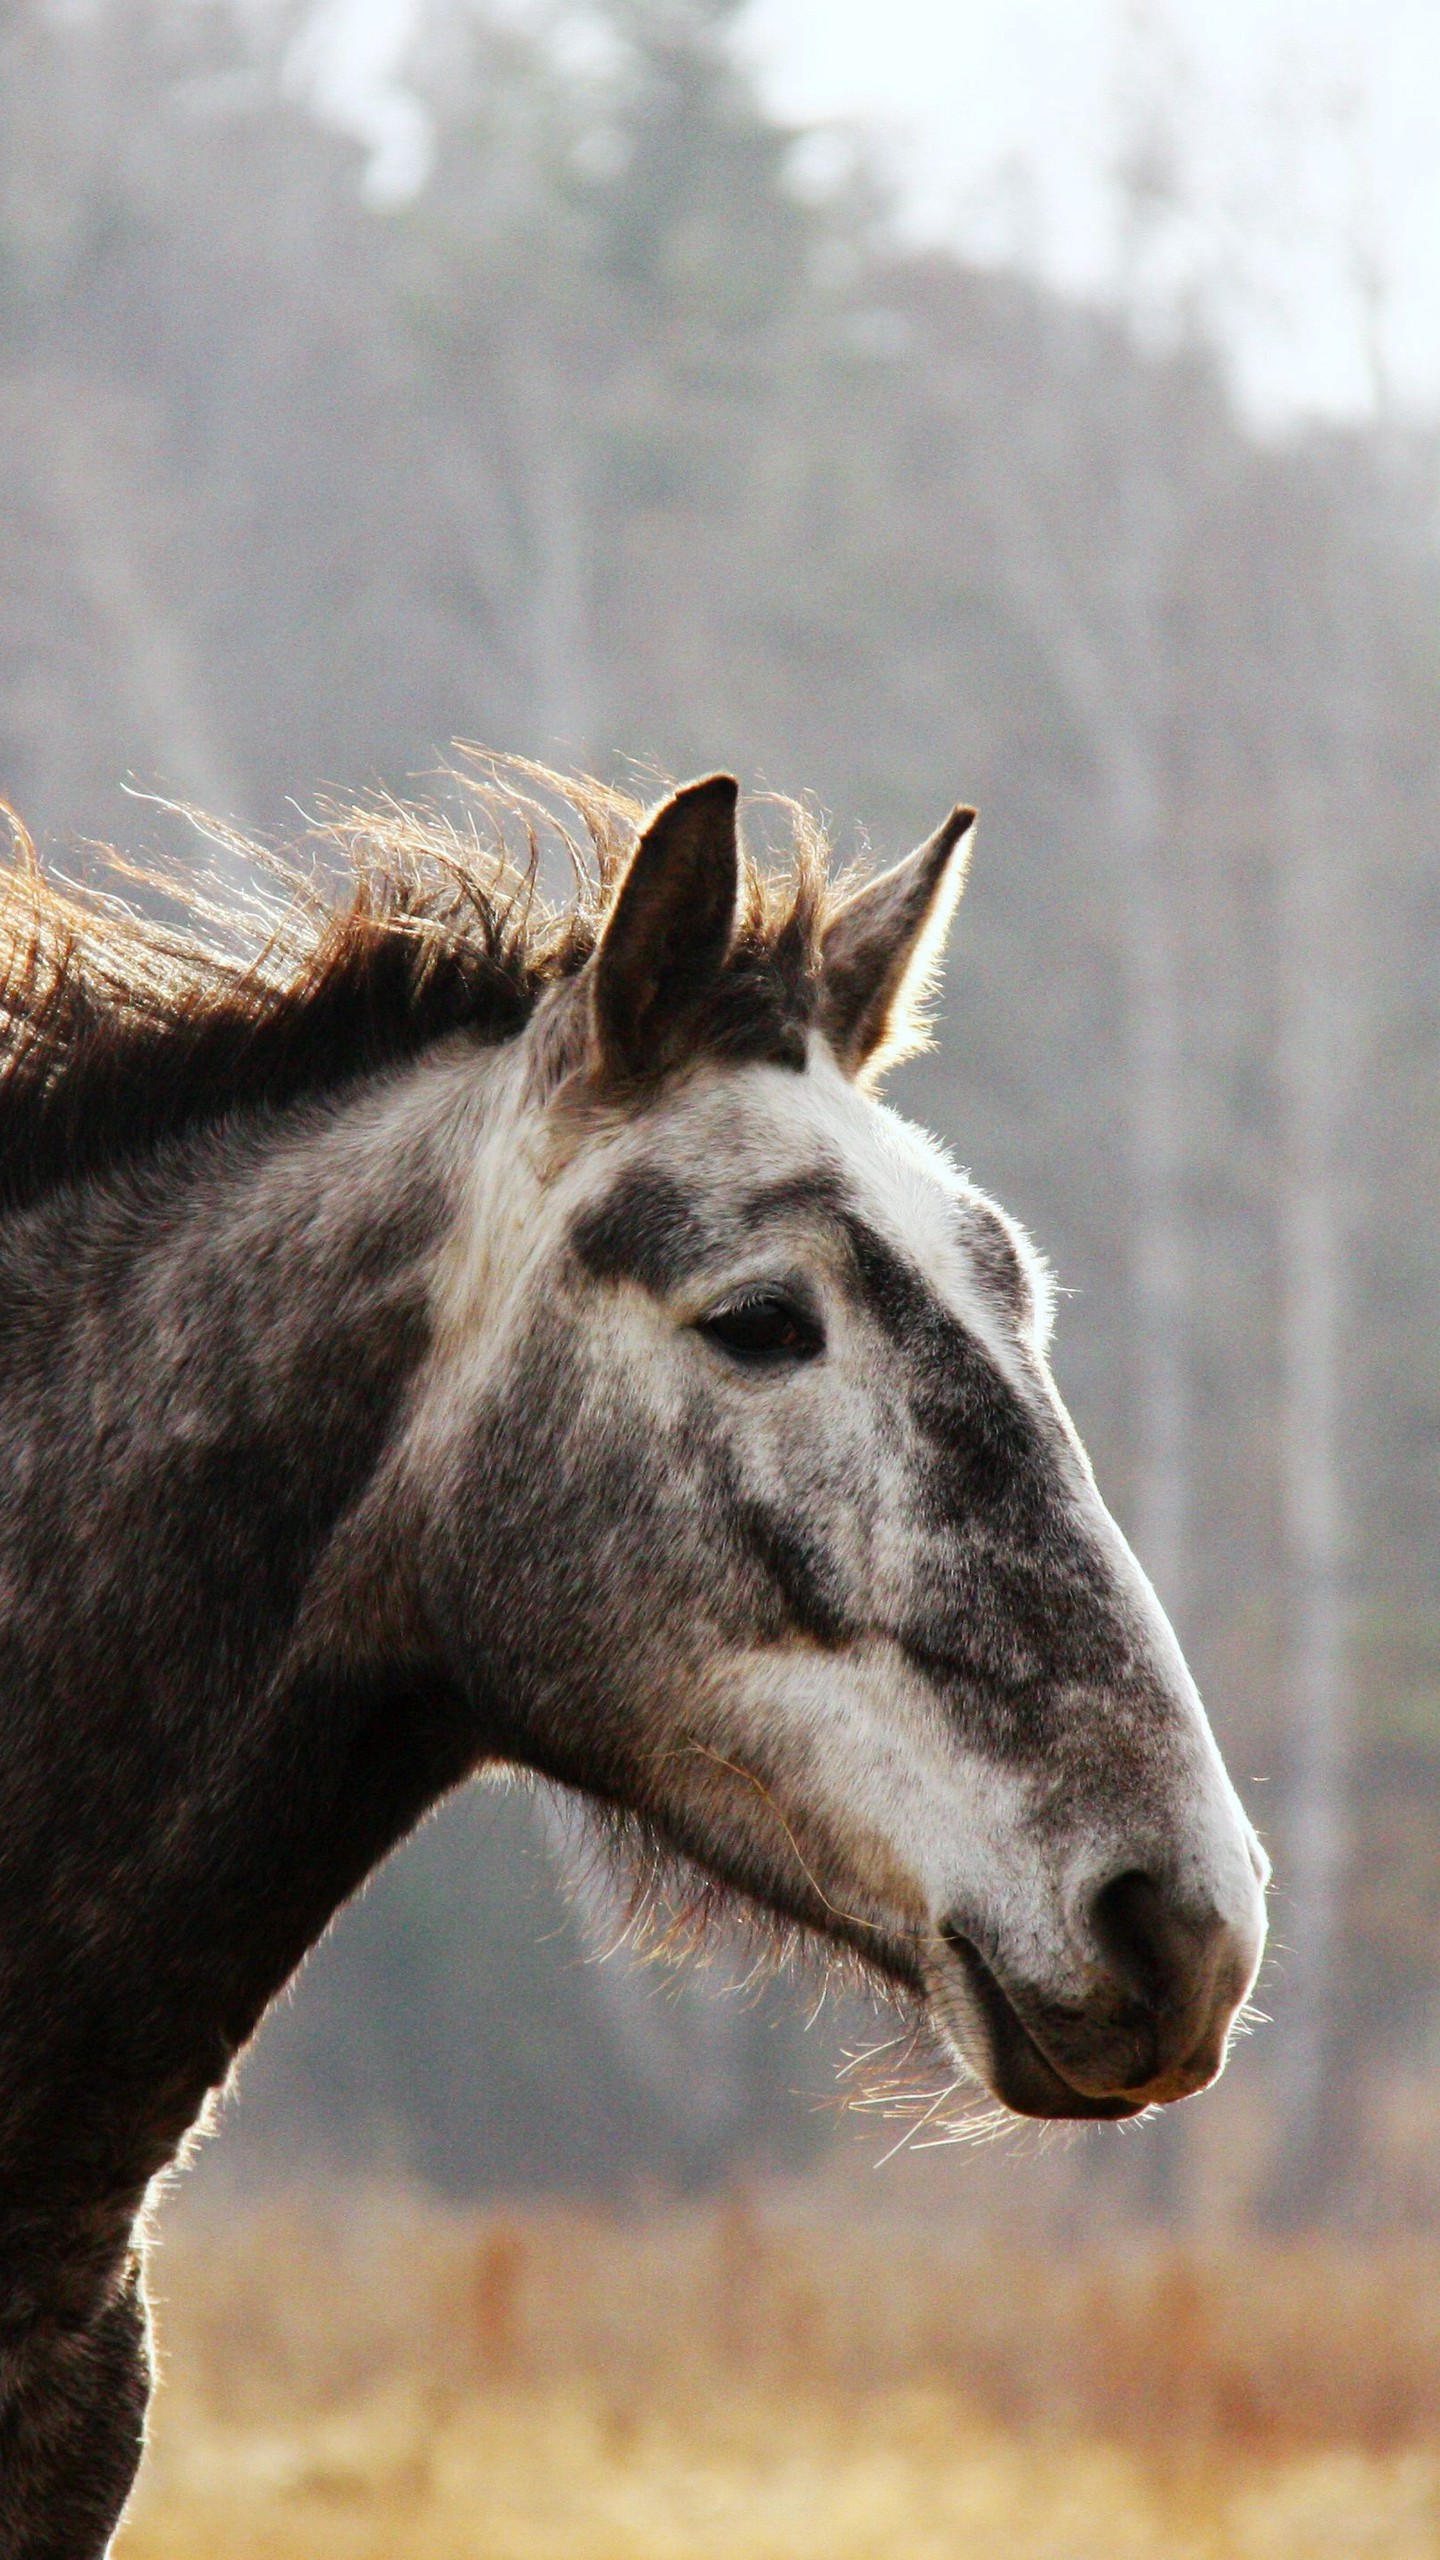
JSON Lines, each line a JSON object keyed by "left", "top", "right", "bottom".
{"left": 589, "top": 774, "right": 740, "bottom": 1082}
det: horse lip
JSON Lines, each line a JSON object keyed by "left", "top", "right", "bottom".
{"left": 937, "top": 1925, "right": 1148, "bottom": 2122}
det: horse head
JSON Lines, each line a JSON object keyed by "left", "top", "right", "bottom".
{"left": 416, "top": 774, "right": 1267, "bottom": 2121}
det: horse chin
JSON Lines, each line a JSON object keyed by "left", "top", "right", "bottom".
{"left": 928, "top": 1932, "right": 1149, "bottom": 2124}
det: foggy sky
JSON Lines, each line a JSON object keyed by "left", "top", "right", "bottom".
{"left": 303, "top": 0, "right": 1440, "bottom": 427}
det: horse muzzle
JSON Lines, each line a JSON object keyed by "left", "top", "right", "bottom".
{"left": 932, "top": 1860, "right": 1267, "bottom": 2122}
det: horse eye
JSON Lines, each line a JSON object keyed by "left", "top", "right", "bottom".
{"left": 697, "top": 1291, "right": 824, "bottom": 1367}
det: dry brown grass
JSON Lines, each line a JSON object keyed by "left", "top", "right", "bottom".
{"left": 117, "top": 2193, "right": 1440, "bottom": 2559}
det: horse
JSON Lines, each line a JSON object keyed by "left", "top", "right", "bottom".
{"left": 0, "top": 766, "right": 1267, "bottom": 2556}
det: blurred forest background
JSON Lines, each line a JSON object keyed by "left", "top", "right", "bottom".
{"left": 3, "top": 0, "right": 1438, "bottom": 2237}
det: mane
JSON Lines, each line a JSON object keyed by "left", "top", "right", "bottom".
{"left": 0, "top": 760, "right": 838, "bottom": 1219}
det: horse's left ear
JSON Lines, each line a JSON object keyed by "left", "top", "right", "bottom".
{"left": 590, "top": 774, "right": 740, "bottom": 1082}
{"left": 818, "top": 804, "right": 975, "bottom": 1079}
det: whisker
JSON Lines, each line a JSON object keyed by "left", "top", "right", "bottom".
{"left": 835, "top": 2032, "right": 910, "bottom": 2082}
{"left": 872, "top": 2075, "right": 963, "bottom": 2169}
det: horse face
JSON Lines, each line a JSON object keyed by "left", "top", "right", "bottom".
{"left": 427, "top": 780, "right": 1267, "bottom": 2122}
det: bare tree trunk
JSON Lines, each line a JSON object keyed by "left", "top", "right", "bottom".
{"left": 1113, "top": 709, "right": 1187, "bottom": 1627}
{"left": 516, "top": 352, "right": 595, "bottom": 766}
{"left": 44, "top": 392, "right": 241, "bottom": 824}
{"left": 1106, "top": 42, "right": 1191, "bottom": 1622}
{"left": 970, "top": 367, "right": 1190, "bottom": 1637}
{"left": 1265, "top": 540, "right": 1360, "bottom": 2223}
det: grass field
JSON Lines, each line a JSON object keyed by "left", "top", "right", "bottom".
{"left": 117, "top": 2193, "right": 1440, "bottom": 2559}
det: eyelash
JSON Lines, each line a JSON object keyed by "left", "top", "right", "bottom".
{"left": 695, "top": 1289, "right": 825, "bottom": 1368}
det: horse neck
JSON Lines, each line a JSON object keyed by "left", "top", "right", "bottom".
{"left": 0, "top": 1049, "right": 468, "bottom": 1607}
{"left": 0, "top": 1039, "right": 519, "bottom": 2147}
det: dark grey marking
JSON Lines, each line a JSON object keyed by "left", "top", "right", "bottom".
{"left": 804, "top": 1206, "right": 1166, "bottom": 1774}
{"left": 834, "top": 1210, "right": 1040, "bottom": 1485}
{"left": 729, "top": 1491, "right": 850, "bottom": 1649}
{"left": 570, "top": 1167, "right": 713, "bottom": 1295}
{"left": 734, "top": 1169, "right": 851, "bottom": 1230}
{"left": 571, "top": 1167, "right": 854, "bottom": 1305}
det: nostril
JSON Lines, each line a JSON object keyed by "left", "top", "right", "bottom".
{"left": 1088, "top": 1869, "right": 1197, "bottom": 2011}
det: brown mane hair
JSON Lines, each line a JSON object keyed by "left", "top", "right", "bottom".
{"left": 0, "top": 762, "right": 836, "bottom": 1219}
